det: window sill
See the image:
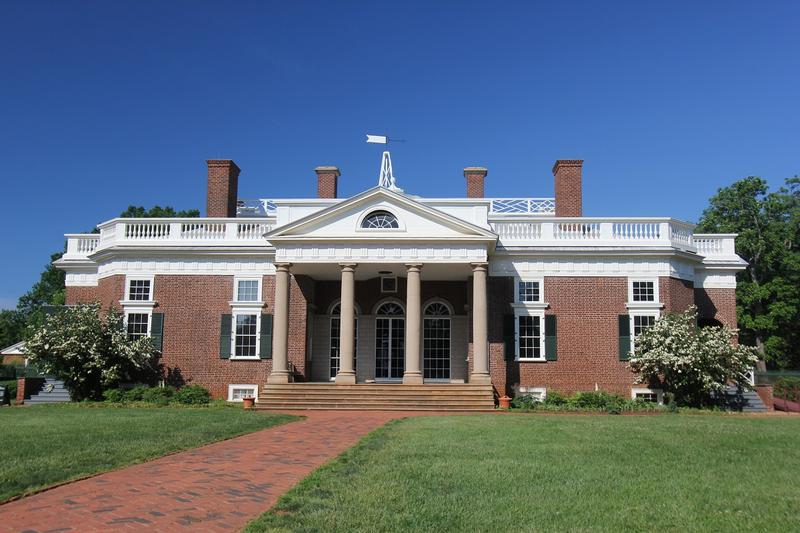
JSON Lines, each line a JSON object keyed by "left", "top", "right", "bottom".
{"left": 511, "top": 302, "right": 549, "bottom": 310}
{"left": 119, "top": 300, "right": 156, "bottom": 309}
{"left": 230, "top": 356, "right": 261, "bottom": 361}
{"left": 229, "top": 301, "right": 265, "bottom": 308}
{"left": 515, "top": 358, "right": 547, "bottom": 363}
{"left": 626, "top": 302, "right": 664, "bottom": 310}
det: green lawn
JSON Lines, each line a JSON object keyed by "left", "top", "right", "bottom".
{"left": 0, "top": 404, "right": 298, "bottom": 502}
{"left": 246, "top": 414, "right": 800, "bottom": 532}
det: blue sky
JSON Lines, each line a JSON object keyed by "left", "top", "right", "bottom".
{"left": 1, "top": 1, "right": 798, "bottom": 309}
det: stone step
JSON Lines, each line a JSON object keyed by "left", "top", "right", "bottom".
{"left": 255, "top": 405, "right": 496, "bottom": 412}
{"left": 258, "top": 382, "right": 495, "bottom": 411}
{"left": 260, "top": 389, "right": 493, "bottom": 396}
{"left": 257, "top": 402, "right": 494, "bottom": 410}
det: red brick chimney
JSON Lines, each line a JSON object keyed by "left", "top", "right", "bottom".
{"left": 206, "top": 160, "right": 240, "bottom": 217}
{"left": 316, "top": 166, "right": 340, "bottom": 198}
{"left": 464, "top": 167, "right": 488, "bottom": 198}
{"left": 553, "top": 160, "right": 583, "bottom": 217}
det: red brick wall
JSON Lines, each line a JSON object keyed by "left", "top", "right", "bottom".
{"left": 553, "top": 160, "right": 583, "bottom": 217}
{"left": 661, "top": 277, "right": 695, "bottom": 314}
{"left": 65, "top": 276, "right": 125, "bottom": 310}
{"left": 490, "top": 276, "right": 638, "bottom": 396}
{"left": 65, "top": 273, "right": 310, "bottom": 399}
{"left": 695, "top": 287, "right": 737, "bottom": 328}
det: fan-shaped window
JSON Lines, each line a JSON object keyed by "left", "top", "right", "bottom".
{"left": 377, "top": 302, "right": 404, "bottom": 316}
{"left": 361, "top": 210, "right": 399, "bottom": 229}
{"left": 424, "top": 302, "right": 451, "bottom": 316}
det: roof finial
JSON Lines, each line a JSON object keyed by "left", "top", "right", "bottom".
{"left": 367, "top": 134, "right": 403, "bottom": 192}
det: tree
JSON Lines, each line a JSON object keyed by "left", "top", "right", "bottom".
{"left": 0, "top": 310, "right": 25, "bottom": 350}
{"left": 629, "top": 307, "right": 759, "bottom": 407}
{"left": 119, "top": 205, "right": 200, "bottom": 218}
{"left": 24, "top": 304, "right": 161, "bottom": 400}
{"left": 696, "top": 176, "right": 800, "bottom": 369}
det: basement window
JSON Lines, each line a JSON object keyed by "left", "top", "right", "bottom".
{"left": 228, "top": 384, "right": 258, "bottom": 402}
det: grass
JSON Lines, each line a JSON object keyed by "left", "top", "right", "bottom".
{"left": 246, "top": 414, "right": 800, "bottom": 532}
{"left": 0, "top": 403, "right": 299, "bottom": 502}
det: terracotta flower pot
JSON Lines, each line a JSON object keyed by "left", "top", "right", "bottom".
{"left": 242, "top": 397, "right": 255, "bottom": 409}
{"left": 499, "top": 395, "right": 512, "bottom": 409}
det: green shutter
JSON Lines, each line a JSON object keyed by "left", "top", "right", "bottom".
{"left": 260, "top": 314, "right": 273, "bottom": 359}
{"left": 220, "top": 314, "right": 232, "bottom": 359}
{"left": 150, "top": 313, "right": 164, "bottom": 352}
{"left": 618, "top": 315, "right": 631, "bottom": 361}
{"left": 544, "top": 315, "right": 557, "bottom": 361}
{"left": 503, "top": 314, "right": 515, "bottom": 361}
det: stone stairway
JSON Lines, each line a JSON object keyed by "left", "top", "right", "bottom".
{"left": 257, "top": 383, "right": 495, "bottom": 411}
{"left": 26, "top": 377, "right": 71, "bottom": 404}
{"left": 715, "top": 385, "right": 768, "bottom": 413}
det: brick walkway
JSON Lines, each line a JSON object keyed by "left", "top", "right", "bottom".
{"left": 0, "top": 411, "right": 410, "bottom": 533}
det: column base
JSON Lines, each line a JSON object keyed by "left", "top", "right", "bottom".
{"left": 267, "top": 371, "right": 291, "bottom": 384}
{"left": 469, "top": 373, "right": 492, "bottom": 385}
{"left": 403, "top": 372, "right": 423, "bottom": 385}
{"left": 335, "top": 372, "right": 356, "bottom": 385}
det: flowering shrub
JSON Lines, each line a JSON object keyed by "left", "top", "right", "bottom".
{"left": 24, "top": 304, "right": 160, "bottom": 400}
{"left": 629, "top": 306, "right": 759, "bottom": 407}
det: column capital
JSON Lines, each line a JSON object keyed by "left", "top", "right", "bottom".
{"left": 404, "top": 262, "right": 423, "bottom": 272}
{"left": 275, "top": 262, "right": 293, "bottom": 272}
{"left": 338, "top": 262, "right": 358, "bottom": 272}
{"left": 470, "top": 262, "right": 489, "bottom": 272}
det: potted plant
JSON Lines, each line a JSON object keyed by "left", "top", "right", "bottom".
{"left": 242, "top": 395, "right": 256, "bottom": 409}
{"left": 498, "top": 395, "right": 512, "bottom": 409}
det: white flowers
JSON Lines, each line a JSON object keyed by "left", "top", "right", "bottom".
{"left": 629, "top": 306, "right": 759, "bottom": 406}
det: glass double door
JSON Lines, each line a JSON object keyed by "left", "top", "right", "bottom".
{"left": 375, "top": 316, "right": 404, "bottom": 380}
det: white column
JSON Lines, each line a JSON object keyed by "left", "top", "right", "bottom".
{"left": 267, "top": 263, "right": 292, "bottom": 384}
{"left": 470, "top": 262, "right": 491, "bottom": 384}
{"left": 336, "top": 263, "right": 357, "bottom": 384}
{"left": 403, "top": 263, "right": 423, "bottom": 384}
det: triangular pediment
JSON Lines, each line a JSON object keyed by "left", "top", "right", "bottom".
{"left": 266, "top": 187, "right": 497, "bottom": 246}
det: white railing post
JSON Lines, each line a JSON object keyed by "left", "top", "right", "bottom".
{"left": 599, "top": 223, "right": 613, "bottom": 241}
{"left": 541, "top": 222, "right": 555, "bottom": 242}
{"left": 659, "top": 222, "right": 671, "bottom": 246}
{"left": 225, "top": 222, "right": 237, "bottom": 241}
{"left": 169, "top": 222, "right": 182, "bottom": 240}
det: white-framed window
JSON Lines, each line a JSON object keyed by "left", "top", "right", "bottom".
{"left": 518, "top": 280, "right": 541, "bottom": 303}
{"left": 517, "top": 386, "right": 547, "bottom": 402}
{"left": 381, "top": 276, "right": 397, "bottom": 293}
{"left": 228, "top": 384, "right": 258, "bottom": 402}
{"left": 126, "top": 276, "right": 154, "bottom": 302}
{"left": 628, "top": 278, "right": 659, "bottom": 304}
{"left": 516, "top": 310, "right": 545, "bottom": 361}
{"left": 630, "top": 313, "right": 658, "bottom": 354}
{"left": 232, "top": 312, "right": 260, "bottom": 359}
{"left": 234, "top": 277, "right": 261, "bottom": 302}
{"left": 361, "top": 210, "right": 399, "bottom": 229}
{"left": 631, "top": 387, "right": 663, "bottom": 404}
{"left": 126, "top": 311, "right": 151, "bottom": 339}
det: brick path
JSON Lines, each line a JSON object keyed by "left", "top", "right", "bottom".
{"left": 0, "top": 411, "right": 410, "bottom": 533}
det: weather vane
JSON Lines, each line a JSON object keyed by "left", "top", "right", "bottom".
{"left": 366, "top": 134, "right": 404, "bottom": 192}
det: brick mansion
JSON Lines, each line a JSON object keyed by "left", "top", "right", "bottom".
{"left": 55, "top": 155, "right": 745, "bottom": 408}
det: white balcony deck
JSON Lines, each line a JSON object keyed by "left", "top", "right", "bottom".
{"left": 60, "top": 215, "right": 738, "bottom": 264}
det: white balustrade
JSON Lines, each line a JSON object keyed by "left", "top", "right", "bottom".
{"left": 62, "top": 215, "right": 734, "bottom": 262}
{"left": 694, "top": 234, "right": 737, "bottom": 258}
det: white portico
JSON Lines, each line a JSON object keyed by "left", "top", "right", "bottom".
{"left": 264, "top": 186, "right": 498, "bottom": 385}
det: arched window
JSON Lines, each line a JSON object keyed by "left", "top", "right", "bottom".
{"left": 423, "top": 301, "right": 451, "bottom": 380}
{"left": 361, "top": 210, "right": 399, "bottom": 229}
{"left": 376, "top": 302, "right": 404, "bottom": 316}
{"left": 424, "top": 302, "right": 451, "bottom": 316}
{"left": 330, "top": 303, "right": 358, "bottom": 380}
